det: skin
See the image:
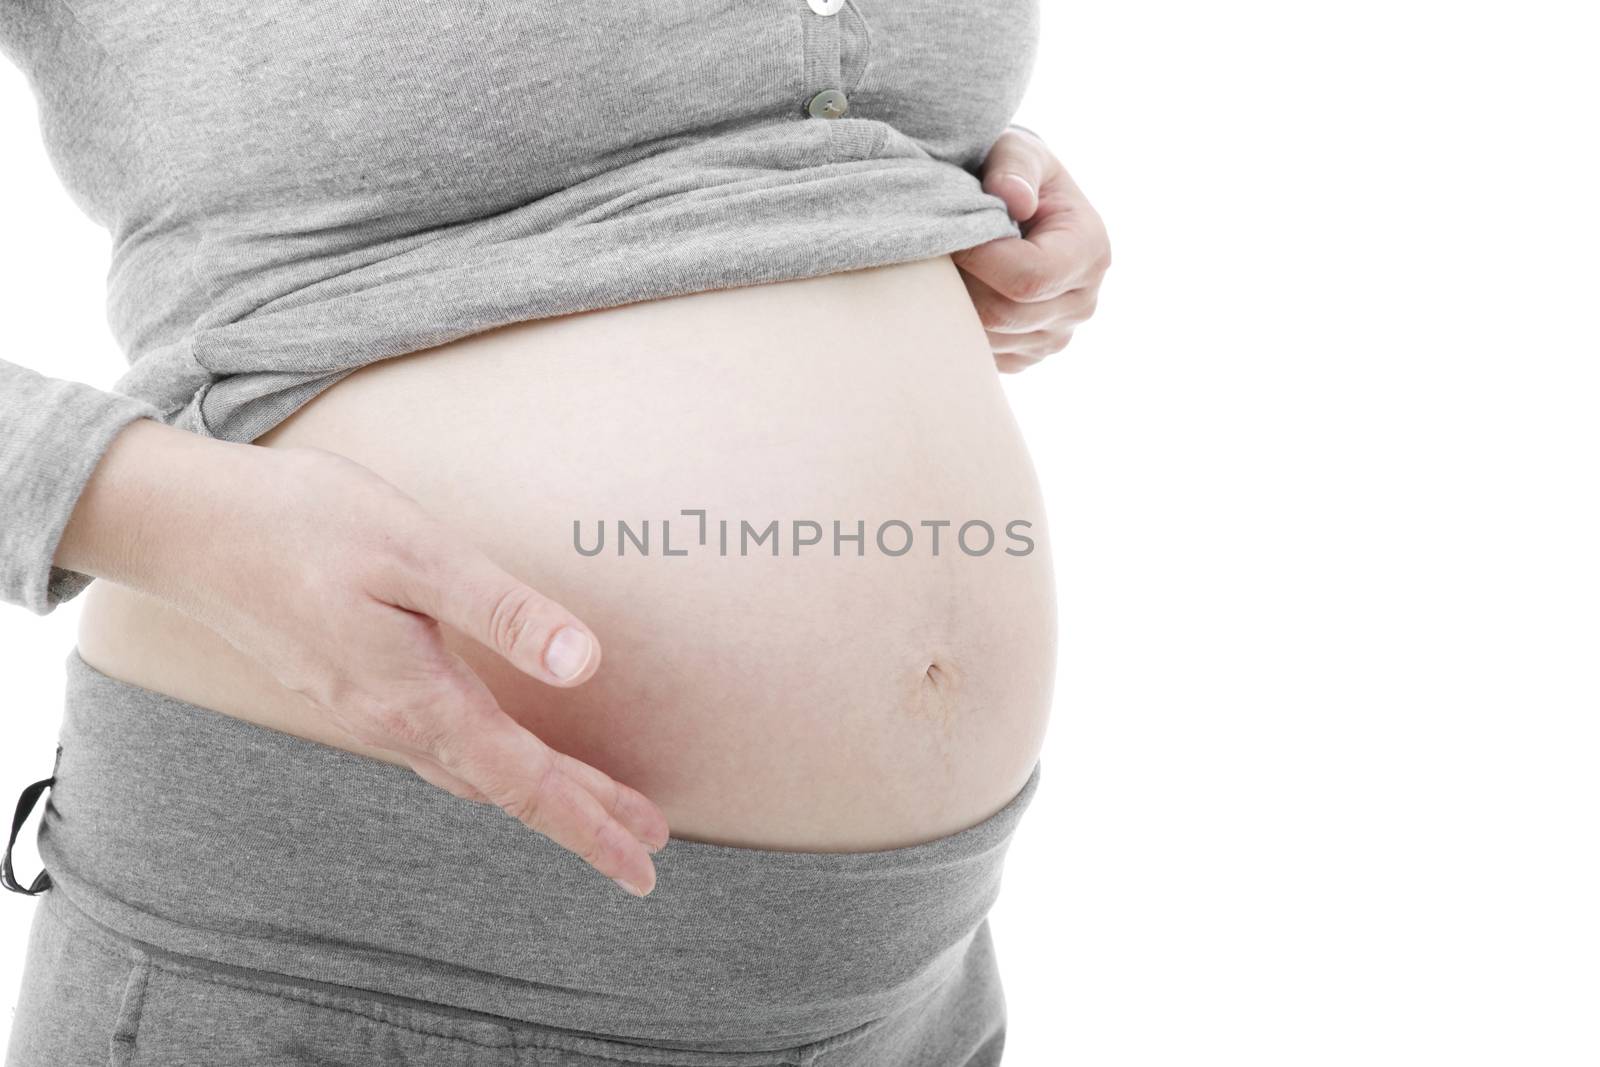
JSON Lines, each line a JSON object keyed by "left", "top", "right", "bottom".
{"left": 956, "top": 125, "right": 1112, "bottom": 374}
{"left": 56, "top": 423, "right": 671, "bottom": 897}
{"left": 52, "top": 128, "right": 1108, "bottom": 898}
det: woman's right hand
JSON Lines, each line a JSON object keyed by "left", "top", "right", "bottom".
{"left": 54, "top": 418, "right": 668, "bottom": 897}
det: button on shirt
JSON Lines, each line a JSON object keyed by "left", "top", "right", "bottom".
{"left": 804, "top": 0, "right": 846, "bottom": 115}
{"left": 0, "top": 0, "right": 1041, "bottom": 615}
{"left": 807, "top": 89, "right": 850, "bottom": 119}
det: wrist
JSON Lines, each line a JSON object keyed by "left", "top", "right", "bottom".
{"left": 53, "top": 419, "right": 259, "bottom": 594}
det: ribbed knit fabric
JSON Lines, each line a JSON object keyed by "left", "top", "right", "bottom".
{"left": 0, "top": 0, "right": 1040, "bottom": 613}
{"left": 5, "top": 650, "right": 1038, "bottom": 1064}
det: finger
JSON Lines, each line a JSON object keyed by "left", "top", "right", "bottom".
{"left": 978, "top": 127, "right": 1052, "bottom": 221}
{"left": 384, "top": 651, "right": 668, "bottom": 853}
{"left": 552, "top": 750, "right": 670, "bottom": 853}
{"left": 953, "top": 176, "right": 1110, "bottom": 304}
{"left": 386, "top": 542, "right": 601, "bottom": 688}
{"left": 987, "top": 328, "right": 1073, "bottom": 361}
{"left": 418, "top": 722, "right": 668, "bottom": 855}
{"left": 995, "top": 353, "right": 1039, "bottom": 375}
{"left": 963, "top": 271, "right": 1100, "bottom": 334}
{"left": 428, "top": 693, "right": 659, "bottom": 897}
{"left": 954, "top": 202, "right": 1108, "bottom": 304}
{"left": 410, "top": 751, "right": 489, "bottom": 803}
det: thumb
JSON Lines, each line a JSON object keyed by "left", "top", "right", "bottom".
{"left": 390, "top": 547, "right": 602, "bottom": 688}
{"left": 980, "top": 127, "right": 1049, "bottom": 222}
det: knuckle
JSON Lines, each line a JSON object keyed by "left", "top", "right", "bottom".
{"left": 354, "top": 688, "right": 454, "bottom": 753}
{"left": 395, "top": 708, "right": 452, "bottom": 755}
{"left": 500, "top": 789, "right": 548, "bottom": 834}
{"left": 589, "top": 820, "right": 635, "bottom": 871}
{"left": 427, "top": 705, "right": 493, "bottom": 768}
{"left": 363, "top": 701, "right": 427, "bottom": 748}
{"left": 1006, "top": 269, "right": 1057, "bottom": 303}
{"left": 573, "top": 827, "right": 607, "bottom": 869}
{"left": 486, "top": 584, "right": 552, "bottom": 659}
{"left": 418, "top": 673, "right": 501, "bottom": 749}
{"left": 992, "top": 301, "right": 1036, "bottom": 332}
{"left": 334, "top": 696, "right": 405, "bottom": 748}
{"left": 495, "top": 749, "right": 559, "bottom": 833}
{"left": 1092, "top": 230, "right": 1113, "bottom": 272}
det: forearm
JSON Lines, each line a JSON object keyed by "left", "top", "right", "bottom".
{"left": 52, "top": 416, "right": 255, "bottom": 599}
{"left": 0, "top": 361, "right": 165, "bottom": 613}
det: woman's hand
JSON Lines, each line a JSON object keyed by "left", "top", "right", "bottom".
{"left": 953, "top": 125, "right": 1112, "bottom": 373}
{"left": 55, "top": 419, "right": 668, "bottom": 897}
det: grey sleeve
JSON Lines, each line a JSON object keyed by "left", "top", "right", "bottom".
{"left": 1, "top": 360, "right": 163, "bottom": 616}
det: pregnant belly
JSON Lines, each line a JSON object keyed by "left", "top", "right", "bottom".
{"left": 75, "top": 254, "right": 1057, "bottom": 850}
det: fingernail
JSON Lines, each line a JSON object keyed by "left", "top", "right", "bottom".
{"left": 1003, "top": 173, "right": 1036, "bottom": 200}
{"left": 613, "top": 876, "right": 649, "bottom": 897}
{"left": 544, "top": 627, "right": 593, "bottom": 681}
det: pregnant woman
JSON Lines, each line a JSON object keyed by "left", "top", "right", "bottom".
{"left": 1, "top": 1, "right": 1107, "bottom": 1064}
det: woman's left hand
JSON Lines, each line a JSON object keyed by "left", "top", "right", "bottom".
{"left": 952, "top": 126, "right": 1111, "bottom": 373}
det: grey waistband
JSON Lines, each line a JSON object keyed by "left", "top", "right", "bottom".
{"left": 34, "top": 649, "right": 1041, "bottom": 1051}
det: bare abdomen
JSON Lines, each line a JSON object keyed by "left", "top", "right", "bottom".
{"left": 76, "top": 254, "right": 1057, "bottom": 850}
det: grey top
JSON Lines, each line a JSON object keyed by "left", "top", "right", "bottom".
{"left": 0, "top": 0, "right": 1039, "bottom": 615}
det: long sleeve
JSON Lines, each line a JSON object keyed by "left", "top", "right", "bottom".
{"left": 1, "top": 359, "right": 162, "bottom": 615}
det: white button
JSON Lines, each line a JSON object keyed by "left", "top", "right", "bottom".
{"left": 808, "top": 0, "right": 845, "bottom": 15}
{"left": 807, "top": 89, "right": 849, "bottom": 119}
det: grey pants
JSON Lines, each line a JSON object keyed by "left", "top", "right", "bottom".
{"left": 4, "top": 651, "right": 1041, "bottom": 1066}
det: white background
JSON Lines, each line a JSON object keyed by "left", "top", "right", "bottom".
{"left": 3, "top": 2, "right": 1597, "bottom": 1063}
